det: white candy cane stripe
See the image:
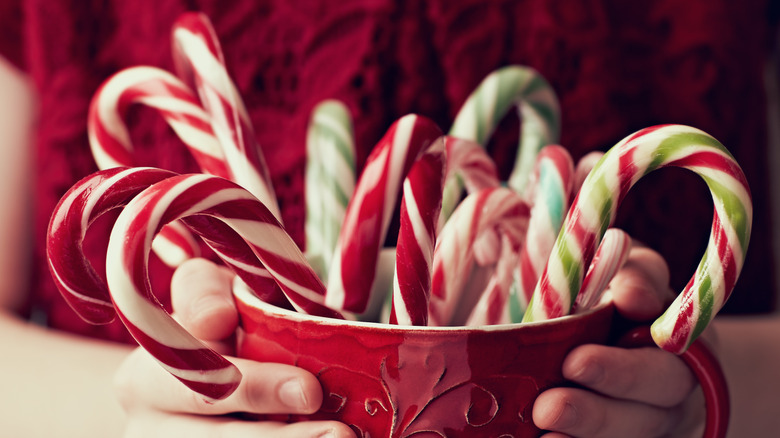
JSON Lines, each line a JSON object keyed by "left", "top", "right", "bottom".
{"left": 326, "top": 114, "right": 443, "bottom": 314}
{"left": 106, "top": 173, "right": 343, "bottom": 400}
{"left": 429, "top": 187, "right": 530, "bottom": 326}
{"left": 523, "top": 125, "right": 752, "bottom": 354}
{"left": 574, "top": 228, "right": 632, "bottom": 312}
{"left": 172, "top": 13, "right": 280, "bottom": 220}
{"left": 510, "top": 145, "right": 574, "bottom": 320}
{"left": 390, "top": 143, "right": 446, "bottom": 326}
{"left": 449, "top": 65, "right": 560, "bottom": 195}
{"left": 304, "top": 100, "right": 356, "bottom": 280}
{"left": 46, "top": 167, "right": 177, "bottom": 325}
{"left": 439, "top": 136, "right": 501, "bottom": 228}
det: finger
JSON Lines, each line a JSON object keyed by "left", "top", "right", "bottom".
{"left": 116, "top": 348, "right": 324, "bottom": 416}
{"left": 533, "top": 387, "right": 679, "bottom": 438}
{"left": 562, "top": 344, "right": 696, "bottom": 407}
{"left": 171, "top": 257, "right": 237, "bottom": 340}
{"left": 608, "top": 246, "right": 674, "bottom": 320}
{"left": 126, "top": 412, "right": 355, "bottom": 438}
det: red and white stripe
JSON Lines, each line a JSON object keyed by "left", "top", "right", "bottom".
{"left": 105, "top": 174, "right": 343, "bottom": 400}
{"left": 87, "top": 66, "right": 230, "bottom": 266}
{"left": 429, "top": 187, "right": 530, "bottom": 326}
{"left": 466, "top": 233, "right": 521, "bottom": 326}
{"left": 46, "top": 167, "right": 177, "bottom": 325}
{"left": 326, "top": 114, "right": 443, "bottom": 314}
{"left": 439, "top": 136, "right": 501, "bottom": 227}
{"left": 171, "top": 12, "right": 280, "bottom": 220}
{"left": 574, "top": 228, "right": 632, "bottom": 312}
{"left": 88, "top": 66, "right": 230, "bottom": 177}
{"left": 390, "top": 142, "right": 446, "bottom": 326}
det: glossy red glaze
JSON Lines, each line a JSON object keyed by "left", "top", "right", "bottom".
{"left": 235, "top": 285, "right": 613, "bottom": 437}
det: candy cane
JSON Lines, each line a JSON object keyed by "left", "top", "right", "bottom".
{"left": 105, "top": 173, "right": 343, "bottom": 400}
{"left": 523, "top": 125, "right": 752, "bottom": 354}
{"left": 88, "top": 66, "right": 230, "bottom": 178}
{"left": 88, "top": 67, "right": 231, "bottom": 266}
{"left": 510, "top": 145, "right": 574, "bottom": 320}
{"left": 574, "top": 228, "right": 632, "bottom": 312}
{"left": 465, "top": 233, "right": 521, "bottom": 326}
{"left": 429, "top": 187, "right": 530, "bottom": 326}
{"left": 446, "top": 65, "right": 560, "bottom": 217}
{"left": 573, "top": 151, "right": 604, "bottom": 195}
{"left": 439, "top": 136, "right": 501, "bottom": 231}
{"left": 326, "top": 114, "right": 443, "bottom": 314}
{"left": 46, "top": 167, "right": 178, "bottom": 325}
{"left": 390, "top": 142, "right": 446, "bottom": 326}
{"left": 304, "top": 100, "right": 356, "bottom": 280}
{"left": 171, "top": 13, "right": 280, "bottom": 220}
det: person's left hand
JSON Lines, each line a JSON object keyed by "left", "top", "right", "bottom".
{"left": 113, "top": 257, "right": 356, "bottom": 438}
{"left": 532, "top": 246, "right": 707, "bottom": 438}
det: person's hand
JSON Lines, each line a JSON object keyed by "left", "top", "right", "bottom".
{"left": 533, "top": 246, "right": 707, "bottom": 438}
{"left": 114, "top": 258, "right": 356, "bottom": 438}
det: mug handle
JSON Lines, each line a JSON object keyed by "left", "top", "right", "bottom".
{"left": 618, "top": 327, "right": 729, "bottom": 438}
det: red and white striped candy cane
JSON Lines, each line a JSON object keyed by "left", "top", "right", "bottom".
{"left": 106, "top": 173, "right": 343, "bottom": 400}
{"left": 465, "top": 233, "right": 522, "bottom": 326}
{"left": 87, "top": 66, "right": 231, "bottom": 266}
{"left": 88, "top": 66, "right": 230, "bottom": 177}
{"left": 574, "top": 228, "right": 632, "bottom": 312}
{"left": 390, "top": 141, "right": 446, "bottom": 326}
{"left": 439, "top": 136, "right": 501, "bottom": 231}
{"left": 171, "top": 13, "right": 280, "bottom": 220}
{"left": 326, "top": 114, "right": 443, "bottom": 314}
{"left": 429, "top": 187, "right": 530, "bottom": 326}
{"left": 46, "top": 167, "right": 177, "bottom": 325}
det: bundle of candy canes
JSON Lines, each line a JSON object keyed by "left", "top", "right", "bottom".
{"left": 46, "top": 12, "right": 752, "bottom": 401}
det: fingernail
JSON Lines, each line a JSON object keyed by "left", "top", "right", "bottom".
{"left": 553, "top": 401, "right": 579, "bottom": 429}
{"left": 570, "top": 359, "right": 604, "bottom": 385}
{"left": 316, "top": 429, "right": 335, "bottom": 438}
{"left": 279, "top": 378, "right": 308, "bottom": 410}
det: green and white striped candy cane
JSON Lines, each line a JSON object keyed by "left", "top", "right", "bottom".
{"left": 523, "top": 125, "right": 752, "bottom": 354}
{"left": 445, "top": 65, "right": 560, "bottom": 221}
{"left": 304, "top": 100, "right": 356, "bottom": 280}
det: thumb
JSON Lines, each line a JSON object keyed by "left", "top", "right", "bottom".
{"left": 608, "top": 245, "right": 675, "bottom": 321}
{"left": 171, "top": 257, "right": 238, "bottom": 342}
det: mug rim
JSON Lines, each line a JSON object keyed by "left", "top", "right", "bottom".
{"left": 233, "top": 278, "right": 613, "bottom": 332}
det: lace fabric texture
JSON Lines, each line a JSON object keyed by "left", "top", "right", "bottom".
{"left": 0, "top": 0, "right": 775, "bottom": 340}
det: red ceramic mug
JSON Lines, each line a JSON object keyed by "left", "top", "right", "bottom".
{"left": 233, "top": 283, "right": 728, "bottom": 438}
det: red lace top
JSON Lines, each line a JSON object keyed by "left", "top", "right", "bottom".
{"left": 1, "top": 0, "right": 776, "bottom": 343}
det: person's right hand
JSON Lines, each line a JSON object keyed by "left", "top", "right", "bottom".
{"left": 113, "top": 258, "right": 357, "bottom": 438}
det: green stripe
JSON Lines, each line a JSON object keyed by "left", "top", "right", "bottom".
{"left": 690, "top": 261, "right": 714, "bottom": 347}
{"left": 317, "top": 127, "right": 355, "bottom": 174}
{"left": 526, "top": 100, "right": 560, "bottom": 142}
{"left": 651, "top": 131, "right": 729, "bottom": 171}
{"left": 508, "top": 283, "right": 525, "bottom": 323}
{"left": 557, "top": 237, "right": 583, "bottom": 305}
